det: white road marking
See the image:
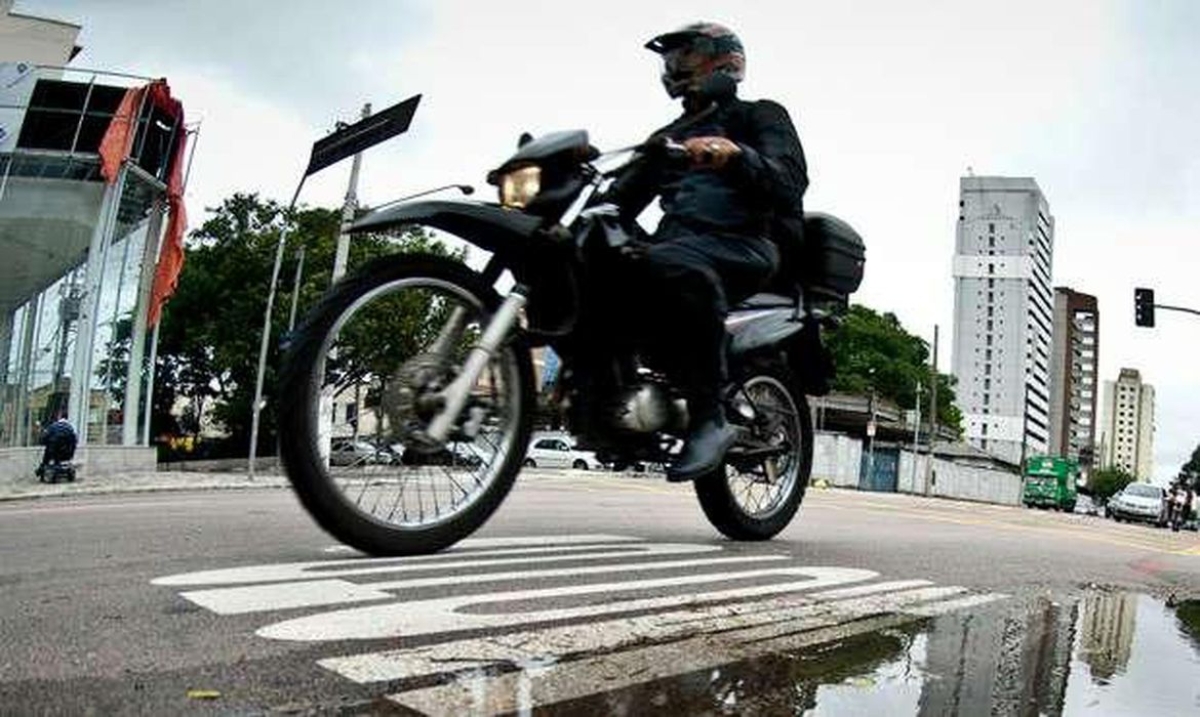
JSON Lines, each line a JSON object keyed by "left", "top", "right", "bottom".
{"left": 319, "top": 585, "right": 974, "bottom": 685}
{"left": 321, "top": 535, "right": 637, "bottom": 554}
{"left": 257, "top": 566, "right": 879, "bottom": 642}
{"left": 810, "top": 578, "right": 934, "bottom": 599}
{"left": 153, "top": 536, "right": 672, "bottom": 587}
{"left": 151, "top": 534, "right": 1010, "bottom": 712}
{"left": 182, "top": 554, "right": 787, "bottom": 615}
{"left": 183, "top": 580, "right": 397, "bottom": 615}
{"left": 386, "top": 591, "right": 1007, "bottom": 716}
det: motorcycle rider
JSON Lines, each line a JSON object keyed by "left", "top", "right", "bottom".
{"left": 607, "top": 22, "right": 809, "bottom": 481}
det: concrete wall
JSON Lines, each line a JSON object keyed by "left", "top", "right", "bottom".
{"left": 814, "top": 432, "right": 1023, "bottom": 506}
{"left": 812, "top": 432, "right": 863, "bottom": 488}
{"left": 897, "top": 450, "right": 1023, "bottom": 506}
{"left": 0, "top": 445, "right": 155, "bottom": 486}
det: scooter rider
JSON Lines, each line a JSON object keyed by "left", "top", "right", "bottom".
{"left": 36, "top": 412, "right": 77, "bottom": 480}
{"left": 607, "top": 22, "right": 809, "bottom": 481}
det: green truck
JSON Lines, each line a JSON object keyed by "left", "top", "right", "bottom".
{"left": 1023, "top": 456, "right": 1079, "bottom": 511}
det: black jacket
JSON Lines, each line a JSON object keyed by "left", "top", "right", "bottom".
{"left": 609, "top": 96, "right": 808, "bottom": 237}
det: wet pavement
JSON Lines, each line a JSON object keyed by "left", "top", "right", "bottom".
{"left": 2, "top": 483, "right": 1198, "bottom": 715}
{"left": 507, "top": 591, "right": 1200, "bottom": 716}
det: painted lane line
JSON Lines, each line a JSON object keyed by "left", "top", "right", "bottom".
{"left": 183, "top": 580, "right": 397, "bottom": 615}
{"left": 153, "top": 538, "right": 690, "bottom": 587}
{"left": 257, "top": 566, "right": 880, "bottom": 642}
{"left": 319, "top": 585, "right": 973, "bottom": 685}
{"left": 809, "top": 579, "right": 934, "bottom": 600}
{"left": 906, "top": 593, "right": 1009, "bottom": 616}
{"left": 322, "top": 535, "right": 640, "bottom": 554}
{"left": 386, "top": 592, "right": 1005, "bottom": 716}
{"left": 181, "top": 555, "right": 788, "bottom": 616}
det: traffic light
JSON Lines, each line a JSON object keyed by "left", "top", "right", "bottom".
{"left": 1134, "top": 288, "right": 1155, "bottom": 327}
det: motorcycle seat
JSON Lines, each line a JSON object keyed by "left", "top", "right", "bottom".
{"left": 735, "top": 293, "right": 796, "bottom": 310}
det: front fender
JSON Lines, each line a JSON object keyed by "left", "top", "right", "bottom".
{"left": 349, "top": 200, "right": 546, "bottom": 257}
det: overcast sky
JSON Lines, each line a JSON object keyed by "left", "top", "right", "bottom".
{"left": 18, "top": 0, "right": 1199, "bottom": 482}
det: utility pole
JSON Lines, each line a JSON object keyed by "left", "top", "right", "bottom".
{"left": 333, "top": 103, "right": 371, "bottom": 284}
{"left": 865, "top": 368, "right": 877, "bottom": 489}
{"left": 924, "top": 324, "right": 939, "bottom": 496}
{"left": 911, "top": 379, "right": 922, "bottom": 490}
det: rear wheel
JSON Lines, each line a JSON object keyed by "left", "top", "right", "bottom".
{"left": 694, "top": 365, "right": 813, "bottom": 540}
{"left": 278, "top": 254, "right": 534, "bottom": 556}
{"left": 572, "top": 459, "right": 589, "bottom": 470}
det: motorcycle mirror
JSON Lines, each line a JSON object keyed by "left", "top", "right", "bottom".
{"left": 518, "top": 132, "right": 533, "bottom": 148}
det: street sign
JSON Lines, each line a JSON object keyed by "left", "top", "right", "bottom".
{"left": 305, "top": 94, "right": 421, "bottom": 177}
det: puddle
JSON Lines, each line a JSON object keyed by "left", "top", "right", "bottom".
{"left": 500, "top": 591, "right": 1200, "bottom": 716}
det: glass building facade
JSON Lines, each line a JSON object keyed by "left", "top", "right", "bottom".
{"left": 1, "top": 63, "right": 185, "bottom": 450}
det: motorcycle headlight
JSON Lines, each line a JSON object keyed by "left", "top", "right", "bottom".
{"left": 498, "top": 165, "right": 541, "bottom": 208}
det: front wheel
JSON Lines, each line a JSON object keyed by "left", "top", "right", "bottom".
{"left": 693, "top": 364, "right": 813, "bottom": 541}
{"left": 278, "top": 254, "right": 535, "bottom": 556}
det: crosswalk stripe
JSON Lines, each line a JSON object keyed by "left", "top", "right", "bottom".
{"left": 319, "top": 584, "right": 976, "bottom": 685}
{"left": 385, "top": 591, "right": 1005, "bottom": 716}
{"left": 257, "top": 566, "right": 880, "bottom": 642}
{"left": 182, "top": 554, "right": 788, "bottom": 615}
{"left": 153, "top": 537, "right": 684, "bottom": 587}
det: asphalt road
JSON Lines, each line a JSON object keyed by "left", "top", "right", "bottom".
{"left": 1, "top": 473, "right": 1198, "bottom": 715}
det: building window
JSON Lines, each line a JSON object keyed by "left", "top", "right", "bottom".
{"left": 989, "top": 223, "right": 995, "bottom": 233}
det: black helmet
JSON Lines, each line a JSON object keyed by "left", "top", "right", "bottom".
{"left": 645, "top": 22, "right": 745, "bottom": 99}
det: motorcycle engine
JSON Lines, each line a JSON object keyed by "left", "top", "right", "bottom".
{"left": 613, "top": 383, "right": 687, "bottom": 434}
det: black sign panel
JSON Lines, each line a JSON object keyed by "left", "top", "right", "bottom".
{"left": 305, "top": 94, "right": 421, "bottom": 177}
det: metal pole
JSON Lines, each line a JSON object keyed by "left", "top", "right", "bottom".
{"left": 866, "top": 387, "right": 876, "bottom": 488}
{"left": 1154, "top": 303, "right": 1200, "bottom": 318}
{"left": 123, "top": 199, "right": 166, "bottom": 445}
{"left": 142, "top": 320, "right": 161, "bottom": 446}
{"left": 924, "top": 324, "right": 939, "bottom": 496}
{"left": 248, "top": 176, "right": 308, "bottom": 479}
{"left": 286, "top": 243, "right": 306, "bottom": 332}
{"left": 911, "top": 379, "right": 921, "bottom": 491}
{"left": 332, "top": 103, "right": 371, "bottom": 285}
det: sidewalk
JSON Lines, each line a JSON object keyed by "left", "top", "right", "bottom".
{"left": 0, "top": 466, "right": 645, "bottom": 502}
{"left": 0, "top": 470, "right": 289, "bottom": 502}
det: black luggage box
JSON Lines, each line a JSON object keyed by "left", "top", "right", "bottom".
{"left": 801, "top": 212, "right": 865, "bottom": 304}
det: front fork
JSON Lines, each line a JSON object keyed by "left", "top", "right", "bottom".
{"left": 423, "top": 285, "right": 528, "bottom": 443}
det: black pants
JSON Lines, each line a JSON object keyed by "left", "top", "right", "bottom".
{"left": 633, "top": 225, "right": 778, "bottom": 421}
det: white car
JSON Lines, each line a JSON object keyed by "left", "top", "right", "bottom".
{"left": 1108, "top": 483, "right": 1167, "bottom": 526}
{"left": 524, "top": 434, "right": 606, "bottom": 470}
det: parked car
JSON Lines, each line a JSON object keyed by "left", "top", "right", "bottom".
{"left": 1107, "top": 483, "right": 1167, "bottom": 526}
{"left": 523, "top": 433, "right": 606, "bottom": 470}
{"left": 400, "top": 440, "right": 491, "bottom": 468}
{"left": 329, "top": 439, "right": 388, "bottom": 467}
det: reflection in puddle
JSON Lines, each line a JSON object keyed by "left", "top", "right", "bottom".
{"left": 524, "top": 592, "right": 1200, "bottom": 716}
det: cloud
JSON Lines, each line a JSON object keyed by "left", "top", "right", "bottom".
{"left": 14, "top": 0, "right": 1197, "bottom": 470}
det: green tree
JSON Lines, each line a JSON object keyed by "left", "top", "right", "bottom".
{"left": 1178, "top": 443, "right": 1200, "bottom": 489}
{"left": 154, "top": 193, "right": 460, "bottom": 454}
{"left": 1090, "top": 467, "right": 1136, "bottom": 501}
{"left": 825, "top": 304, "right": 963, "bottom": 435}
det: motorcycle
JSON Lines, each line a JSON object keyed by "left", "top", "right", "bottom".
{"left": 278, "top": 129, "right": 864, "bottom": 556}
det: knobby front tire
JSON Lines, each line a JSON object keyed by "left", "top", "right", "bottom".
{"left": 278, "top": 254, "right": 535, "bottom": 556}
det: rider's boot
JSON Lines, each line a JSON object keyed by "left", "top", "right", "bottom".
{"left": 667, "top": 405, "right": 736, "bottom": 482}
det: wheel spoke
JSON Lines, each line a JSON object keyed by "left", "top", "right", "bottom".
{"left": 303, "top": 276, "right": 524, "bottom": 535}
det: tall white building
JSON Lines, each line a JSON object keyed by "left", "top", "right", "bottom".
{"left": 1100, "top": 368, "right": 1155, "bottom": 480}
{"left": 951, "top": 177, "right": 1054, "bottom": 466}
